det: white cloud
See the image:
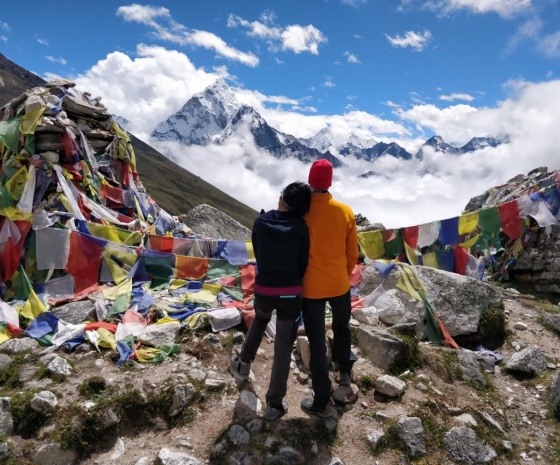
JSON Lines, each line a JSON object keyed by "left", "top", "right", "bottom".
{"left": 71, "top": 45, "right": 220, "bottom": 135}
{"left": 323, "top": 80, "right": 336, "bottom": 87}
{"left": 45, "top": 56, "right": 67, "bottom": 65}
{"left": 385, "top": 30, "right": 432, "bottom": 51}
{"left": 64, "top": 47, "right": 560, "bottom": 229}
{"left": 228, "top": 14, "right": 327, "bottom": 55}
{"left": 291, "top": 105, "right": 318, "bottom": 112}
{"left": 439, "top": 93, "right": 475, "bottom": 101}
{"left": 423, "top": 0, "right": 532, "bottom": 18}
{"left": 117, "top": 4, "right": 259, "bottom": 67}
{"left": 344, "top": 51, "right": 361, "bottom": 63}
{"left": 1, "top": 35, "right": 7, "bottom": 43}
{"left": 0, "top": 21, "right": 9, "bottom": 31}
{"left": 36, "top": 37, "right": 49, "bottom": 46}
{"left": 538, "top": 30, "right": 560, "bottom": 57}
{"left": 341, "top": 0, "right": 368, "bottom": 5}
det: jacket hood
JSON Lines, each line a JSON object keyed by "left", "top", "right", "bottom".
{"left": 257, "top": 210, "right": 302, "bottom": 238}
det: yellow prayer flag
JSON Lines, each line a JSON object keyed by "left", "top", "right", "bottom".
{"left": 20, "top": 107, "right": 45, "bottom": 134}
{"left": 19, "top": 289, "right": 47, "bottom": 320}
{"left": 0, "top": 207, "right": 33, "bottom": 221}
{"left": 404, "top": 242, "right": 419, "bottom": 266}
{"left": 458, "top": 212, "right": 479, "bottom": 235}
{"left": 103, "top": 278, "right": 132, "bottom": 300}
{"left": 5, "top": 166, "right": 28, "bottom": 201}
{"left": 422, "top": 252, "right": 438, "bottom": 269}
{"left": 357, "top": 231, "right": 385, "bottom": 259}
{"left": 169, "top": 279, "right": 189, "bottom": 290}
{"left": 395, "top": 264, "right": 425, "bottom": 301}
{"left": 245, "top": 240, "right": 256, "bottom": 262}
{"left": 459, "top": 235, "right": 480, "bottom": 249}
{"left": 97, "top": 328, "right": 117, "bottom": 350}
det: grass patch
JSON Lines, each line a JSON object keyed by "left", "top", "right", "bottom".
{"left": 78, "top": 376, "right": 108, "bottom": 397}
{"left": 356, "top": 374, "right": 375, "bottom": 393}
{"left": 10, "top": 391, "right": 50, "bottom": 438}
{"left": 389, "top": 333, "right": 423, "bottom": 375}
{"left": 453, "top": 301, "right": 506, "bottom": 350}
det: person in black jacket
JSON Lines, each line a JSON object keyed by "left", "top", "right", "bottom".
{"left": 230, "top": 181, "right": 312, "bottom": 421}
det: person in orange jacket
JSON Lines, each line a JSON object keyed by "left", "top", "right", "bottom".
{"left": 300, "top": 158, "right": 359, "bottom": 418}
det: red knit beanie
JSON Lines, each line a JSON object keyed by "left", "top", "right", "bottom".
{"left": 308, "top": 159, "right": 333, "bottom": 190}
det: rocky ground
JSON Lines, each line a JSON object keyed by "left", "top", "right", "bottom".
{"left": 1, "top": 287, "right": 560, "bottom": 465}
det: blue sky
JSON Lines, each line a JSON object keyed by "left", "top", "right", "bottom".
{"left": 1, "top": 1, "right": 560, "bottom": 227}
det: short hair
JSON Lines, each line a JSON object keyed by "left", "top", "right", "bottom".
{"left": 281, "top": 181, "right": 312, "bottom": 217}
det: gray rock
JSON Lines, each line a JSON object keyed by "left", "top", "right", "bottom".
{"left": 444, "top": 426, "right": 497, "bottom": 464}
{"left": 228, "top": 424, "right": 250, "bottom": 445}
{"left": 456, "top": 351, "right": 487, "bottom": 388}
{"left": 397, "top": 417, "right": 426, "bottom": 458}
{"left": 138, "top": 323, "right": 181, "bottom": 347}
{"left": 169, "top": 384, "right": 197, "bottom": 416}
{"left": 354, "top": 327, "right": 408, "bottom": 372}
{"left": 326, "top": 459, "right": 345, "bottom": 465}
{"left": 0, "top": 442, "right": 11, "bottom": 462}
{"left": 50, "top": 300, "right": 96, "bottom": 324}
{"left": 157, "top": 447, "right": 201, "bottom": 465}
{"left": 551, "top": 371, "right": 560, "bottom": 420}
{"left": 246, "top": 418, "right": 263, "bottom": 433}
{"left": 366, "top": 428, "right": 385, "bottom": 451}
{"left": 204, "top": 333, "right": 221, "bottom": 348}
{"left": 358, "top": 264, "right": 503, "bottom": 339}
{"left": 505, "top": 346, "right": 548, "bottom": 377}
{"left": 182, "top": 204, "right": 251, "bottom": 241}
{"left": 188, "top": 369, "right": 206, "bottom": 382}
{"left": 0, "top": 353, "right": 13, "bottom": 370}
{"left": 268, "top": 447, "right": 304, "bottom": 464}
{"left": 33, "top": 443, "right": 78, "bottom": 465}
{"left": 0, "top": 398, "right": 13, "bottom": 436}
{"left": 352, "top": 306, "right": 379, "bottom": 326}
{"left": 19, "top": 365, "right": 39, "bottom": 382}
{"left": 133, "top": 458, "right": 150, "bottom": 465}
{"left": 47, "top": 355, "right": 73, "bottom": 377}
{"left": 98, "top": 408, "right": 120, "bottom": 428}
{"left": 542, "top": 311, "right": 560, "bottom": 333}
{"left": 232, "top": 331, "right": 245, "bottom": 344}
{"left": 455, "top": 414, "right": 478, "bottom": 427}
{"left": 30, "top": 391, "right": 58, "bottom": 413}
{"left": 374, "top": 374, "right": 406, "bottom": 397}
{"left": 0, "top": 337, "right": 40, "bottom": 354}
{"left": 234, "top": 390, "right": 262, "bottom": 421}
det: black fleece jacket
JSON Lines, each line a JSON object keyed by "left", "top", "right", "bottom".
{"left": 251, "top": 209, "right": 310, "bottom": 288}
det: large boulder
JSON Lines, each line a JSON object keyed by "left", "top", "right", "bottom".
{"left": 357, "top": 264, "right": 505, "bottom": 348}
{"left": 181, "top": 204, "right": 251, "bottom": 240}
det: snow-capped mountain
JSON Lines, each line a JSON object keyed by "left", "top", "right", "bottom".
{"left": 152, "top": 80, "right": 341, "bottom": 166}
{"left": 219, "top": 104, "right": 341, "bottom": 167}
{"left": 151, "top": 79, "right": 509, "bottom": 167}
{"left": 416, "top": 135, "right": 510, "bottom": 158}
{"left": 152, "top": 78, "right": 239, "bottom": 145}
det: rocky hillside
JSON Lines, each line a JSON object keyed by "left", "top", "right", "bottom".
{"left": 1, "top": 260, "right": 560, "bottom": 465}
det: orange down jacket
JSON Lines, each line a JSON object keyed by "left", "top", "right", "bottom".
{"left": 302, "top": 192, "right": 359, "bottom": 299}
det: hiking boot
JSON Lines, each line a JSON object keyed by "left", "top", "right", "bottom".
{"left": 264, "top": 400, "right": 288, "bottom": 421}
{"left": 338, "top": 371, "right": 352, "bottom": 386}
{"left": 229, "top": 355, "right": 251, "bottom": 380}
{"left": 300, "top": 398, "right": 338, "bottom": 419}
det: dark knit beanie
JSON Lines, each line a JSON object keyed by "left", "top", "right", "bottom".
{"left": 308, "top": 159, "right": 333, "bottom": 191}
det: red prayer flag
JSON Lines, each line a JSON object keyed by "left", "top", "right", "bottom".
{"left": 498, "top": 201, "right": 522, "bottom": 239}
{"left": 65, "top": 231, "right": 103, "bottom": 297}
{"left": 174, "top": 255, "right": 208, "bottom": 280}
{"left": 402, "top": 226, "right": 419, "bottom": 248}
{"left": 454, "top": 246, "right": 469, "bottom": 275}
